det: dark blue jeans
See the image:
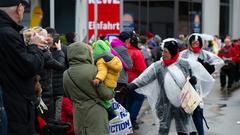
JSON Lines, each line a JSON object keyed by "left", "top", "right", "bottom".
{"left": 125, "top": 91, "right": 144, "bottom": 123}
{"left": 0, "top": 86, "right": 7, "bottom": 135}
{"left": 192, "top": 106, "right": 204, "bottom": 135}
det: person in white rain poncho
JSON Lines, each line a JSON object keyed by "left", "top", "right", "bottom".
{"left": 126, "top": 38, "right": 215, "bottom": 135}
{"left": 180, "top": 33, "right": 224, "bottom": 135}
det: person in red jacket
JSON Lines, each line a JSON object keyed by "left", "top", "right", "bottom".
{"left": 61, "top": 96, "right": 74, "bottom": 135}
{"left": 126, "top": 32, "right": 147, "bottom": 130}
{"left": 231, "top": 40, "right": 240, "bottom": 87}
{"left": 218, "top": 38, "right": 237, "bottom": 90}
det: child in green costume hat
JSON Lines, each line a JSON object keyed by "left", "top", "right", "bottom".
{"left": 92, "top": 40, "right": 123, "bottom": 120}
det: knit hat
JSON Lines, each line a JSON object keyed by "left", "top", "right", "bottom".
{"left": 188, "top": 33, "right": 203, "bottom": 48}
{"left": 92, "top": 40, "right": 111, "bottom": 60}
{"left": 146, "top": 32, "right": 154, "bottom": 39}
{"left": 0, "top": 0, "right": 29, "bottom": 7}
{"left": 163, "top": 38, "right": 179, "bottom": 57}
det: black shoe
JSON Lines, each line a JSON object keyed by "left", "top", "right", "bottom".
{"left": 132, "top": 122, "right": 139, "bottom": 130}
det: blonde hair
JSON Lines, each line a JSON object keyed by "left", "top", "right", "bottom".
{"left": 23, "top": 27, "right": 48, "bottom": 45}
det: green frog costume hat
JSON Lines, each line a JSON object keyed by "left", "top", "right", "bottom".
{"left": 92, "top": 40, "right": 111, "bottom": 60}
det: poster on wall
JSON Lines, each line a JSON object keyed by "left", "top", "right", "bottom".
{"left": 88, "top": 0, "right": 121, "bottom": 43}
{"left": 123, "top": 13, "right": 134, "bottom": 32}
{"left": 192, "top": 13, "right": 201, "bottom": 33}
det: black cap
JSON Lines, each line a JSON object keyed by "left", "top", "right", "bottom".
{"left": 0, "top": 0, "right": 30, "bottom": 7}
{"left": 118, "top": 31, "right": 132, "bottom": 42}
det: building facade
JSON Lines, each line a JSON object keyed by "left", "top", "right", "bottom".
{"left": 23, "top": 0, "right": 240, "bottom": 39}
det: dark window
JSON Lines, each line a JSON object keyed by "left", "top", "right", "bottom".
{"left": 179, "top": 1, "right": 202, "bottom": 35}
{"left": 219, "top": 0, "right": 229, "bottom": 38}
{"left": 149, "top": 1, "right": 174, "bottom": 38}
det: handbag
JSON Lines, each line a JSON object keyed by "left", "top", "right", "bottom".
{"left": 180, "top": 77, "right": 201, "bottom": 114}
{"left": 109, "top": 99, "right": 133, "bottom": 135}
{"left": 168, "top": 68, "right": 201, "bottom": 114}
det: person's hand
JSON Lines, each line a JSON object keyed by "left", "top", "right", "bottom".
{"left": 55, "top": 40, "right": 62, "bottom": 50}
{"left": 198, "top": 58, "right": 215, "bottom": 74}
{"left": 189, "top": 76, "right": 197, "bottom": 86}
{"left": 30, "top": 33, "right": 48, "bottom": 50}
{"left": 92, "top": 79, "right": 101, "bottom": 87}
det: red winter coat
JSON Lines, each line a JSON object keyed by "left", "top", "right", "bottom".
{"left": 218, "top": 45, "right": 238, "bottom": 63}
{"left": 127, "top": 46, "right": 147, "bottom": 83}
{"left": 61, "top": 97, "right": 74, "bottom": 134}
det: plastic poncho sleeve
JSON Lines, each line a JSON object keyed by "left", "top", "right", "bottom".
{"left": 133, "top": 62, "right": 161, "bottom": 123}
{"left": 185, "top": 58, "right": 215, "bottom": 98}
{"left": 132, "top": 62, "right": 158, "bottom": 87}
{"left": 202, "top": 50, "right": 224, "bottom": 72}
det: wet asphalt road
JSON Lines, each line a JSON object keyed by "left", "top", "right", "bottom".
{"left": 131, "top": 77, "right": 240, "bottom": 135}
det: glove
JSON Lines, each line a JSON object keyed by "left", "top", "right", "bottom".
{"left": 189, "top": 76, "right": 197, "bottom": 86}
{"left": 198, "top": 58, "right": 215, "bottom": 74}
{"left": 126, "top": 83, "right": 138, "bottom": 94}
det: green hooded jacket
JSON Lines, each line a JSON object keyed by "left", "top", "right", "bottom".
{"left": 63, "top": 42, "right": 114, "bottom": 135}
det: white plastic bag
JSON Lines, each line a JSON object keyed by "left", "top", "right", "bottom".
{"left": 109, "top": 99, "right": 133, "bottom": 135}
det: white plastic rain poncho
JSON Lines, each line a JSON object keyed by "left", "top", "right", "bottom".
{"left": 133, "top": 58, "right": 215, "bottom": 134}
{"left": 181, "top": 33, "right": 224, "bottom": 73}
{"left": 180, "top": 49, "right": 224, "bottom": 73}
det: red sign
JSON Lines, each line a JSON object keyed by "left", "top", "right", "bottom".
{"left": 88, "top": 0, "right": 120, "bottom": 41}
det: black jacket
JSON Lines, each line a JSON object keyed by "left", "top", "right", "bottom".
{"left": 39, "top": 49, "right": 65, "bottom": 106}
{"left": 52, "top": 45, "right": 68, "bottom": 97}
{"left": 0, "top": 10, "right": 44, "bottom": 134}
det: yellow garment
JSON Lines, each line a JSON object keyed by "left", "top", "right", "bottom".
{"left": 96, "top": 56, "right": 122, "bottom": 89}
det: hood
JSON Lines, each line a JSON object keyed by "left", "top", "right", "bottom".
{"left": 0, "top": 10, "right": 23, "bottom": 32}
{"left": 110, "top": 38, "right": 127, "bottom": 48}
{"left": 67, "top": 42, "right": 93, "bottom": 66}
{"left": 188, "top": 33, "right": 204, "bottom": 49}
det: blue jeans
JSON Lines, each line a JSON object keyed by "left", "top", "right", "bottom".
{"left": 125, "top": 91, "right": 144, "bottom": 122}
{"left": 0, "top": 86, "right": 7, "bottom": 135}
{"left": 192, "top": 106, "right": 204, "bottom": 135}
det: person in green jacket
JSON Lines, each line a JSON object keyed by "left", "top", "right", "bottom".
{"left": 63, "top": 42, "right": 114, "bottom": 135}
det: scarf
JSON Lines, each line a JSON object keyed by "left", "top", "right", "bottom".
{"left": 191, "top": 46, "right": 201, "bottom": 53}
{"left": 163, "top": 53, "right": 179, "bottom": 66}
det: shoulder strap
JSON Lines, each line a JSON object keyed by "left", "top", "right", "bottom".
{"left": 67, "top": 70, "right": 105, "bottom": 108}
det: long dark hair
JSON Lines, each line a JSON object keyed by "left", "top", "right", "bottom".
{"left": 130, "top": 31, "right": 140, "bottom": 49}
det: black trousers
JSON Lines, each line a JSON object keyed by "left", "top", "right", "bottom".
{"left": 220, "top": 64, "right": 234, "bottom": 88}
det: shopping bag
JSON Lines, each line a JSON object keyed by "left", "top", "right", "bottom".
{"left": 109, "top": 99, "right": 133, "bottom": 135}
{"left": 180, "top": 77, "right": 201, "bottom": 114}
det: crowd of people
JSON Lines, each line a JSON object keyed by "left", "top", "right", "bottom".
{"left": 1, "top": 0, "right": 240, "bottom": 135}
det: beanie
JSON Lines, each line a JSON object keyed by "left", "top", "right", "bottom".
{"left": 163, "top": 38, "right": 179, "bottom": 57}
